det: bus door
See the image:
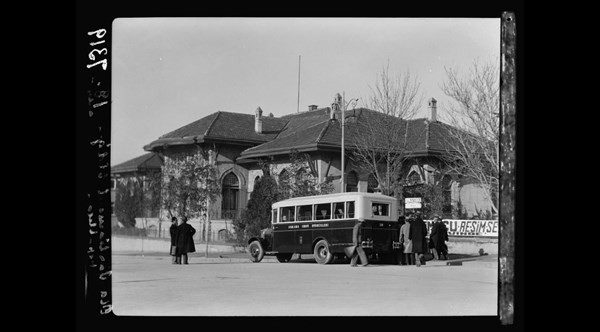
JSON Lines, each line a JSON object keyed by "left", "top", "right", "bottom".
{"left": 274, "top": 206, "right": 297, "bottom": 253}
{"left": 295, "top": 204, "right": 315, "bottom": 254}
{"left": 369, "top": 202, "right": 398, "bottom": 253}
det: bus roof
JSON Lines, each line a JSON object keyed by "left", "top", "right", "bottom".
{"left": 272, "top": 192, "right": 398, "bottom": 208}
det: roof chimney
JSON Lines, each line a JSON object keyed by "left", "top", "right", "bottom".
{"left": 308, "top": 105, "right": 318, "bottom": 111}
{"left": 428, "top": 97, "right": 437, "bottom": 122}
{"left": 255, "top": 107, "right": 263, "bottom": 134}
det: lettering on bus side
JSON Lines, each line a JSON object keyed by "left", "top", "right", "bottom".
{"left": 287, "top": 225, "right": 299, "bottom": 229}
{"left": 311, "top": 223, "right": 329, "bottom": 228}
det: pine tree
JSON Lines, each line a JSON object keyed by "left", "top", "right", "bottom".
{"left": 233, "top": 173, "right": 279, "bottom": 243}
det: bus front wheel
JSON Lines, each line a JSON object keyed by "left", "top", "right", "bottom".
{"left": 313, "top": 239, "right": 333, "bottom": 265}
{"left": 248, "top": 240, "right": 265, "bottom": 263}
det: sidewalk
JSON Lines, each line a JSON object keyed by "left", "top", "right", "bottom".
{"left": 112, "top": 250, "right": 497, "bottom": 268}
{"left": 423, "top": 253, "right": 498, "bottom": 268}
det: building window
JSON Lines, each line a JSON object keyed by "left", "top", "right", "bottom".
{"left": 221, "top": 172, "right": 239, "bottom": 219}
{"left": 218, "top": 229, "right": 230, "bottom": 241}
{"left": 279, "top": 169, "right": 289, "bottom": 185}
{"left": 346, "top": 171, "right": 358, "bottom": 192}
{"left": 367, "top": 174, "right": 379, "bottom": 193}
{"left": 253, "top": 175, "right": 261, "bottom": 192}
{"left": 407, "top": 171, "right": 421, "bottom": 185}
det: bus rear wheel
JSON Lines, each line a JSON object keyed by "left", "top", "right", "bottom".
{"left": 248, "top": 240, "right": 264, "bottom": 263}
{"left": 313, "top": 239, "right": 333, "bottom": 265}
{"left": 276, "top": 253, "right": 293, "bottom": 263}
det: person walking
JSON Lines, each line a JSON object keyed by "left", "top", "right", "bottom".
{"left": 400, "top": 215, "right": 413, "bottom": 265}
{"left": 347, "top": 220, "right": 369, "bottom": 267}
{"left": 409, "top": 212, "right": 428, "bottom": 267}
{"left": 169, "top": 217, "right": 178, "bottom": 264}
{"left": 174, "top": 216, "right": 196, "bottom": 264}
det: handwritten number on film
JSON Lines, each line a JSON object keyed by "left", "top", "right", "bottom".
{"left": 86, "top": 29, "right": 107, "bottom": 70}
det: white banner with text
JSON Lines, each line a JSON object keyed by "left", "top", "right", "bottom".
{"left": 424, "top": 219, "right": 498, "bottom": 237}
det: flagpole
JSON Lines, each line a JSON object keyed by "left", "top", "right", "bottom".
{"left": 297, "top": 55, "right": 301, "bottom": 113}
{"left": 341, "top": 92, "right": 345, "bottom": 193}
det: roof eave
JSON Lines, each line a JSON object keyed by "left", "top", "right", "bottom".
{"left": 203, "top": 136, "right": 272, "bottom": 146}
{"left": 143, "top": 136, "right": 205, "bottom": 151}
{"left": 238, "top": 143, "right": 320, "bottom": 160}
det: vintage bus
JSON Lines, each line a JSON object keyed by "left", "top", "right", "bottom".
{"left": 247, "top": 192, "right": 403, "bottom": 265}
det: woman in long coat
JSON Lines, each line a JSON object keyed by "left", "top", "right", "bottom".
{"left": 175, "top": 216, "right": 196, "bottom": 264}
{"left": 169, "top": 217, "right": 179, "bottom": 264}
{"left": 409, "top": 213, "right": 428, "bottom": 266}
{"left": 400, "top": 218, "right": 413, "bottom": 265}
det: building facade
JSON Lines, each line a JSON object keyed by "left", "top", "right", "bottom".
{"left": 140, "top": 97, "right": 495, "bottom": 241}
{"left": 110, "top": 152, "right": 164, "bottom": 230}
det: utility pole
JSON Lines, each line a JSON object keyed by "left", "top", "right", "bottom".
{"left": 297, "top": 55, "right": 301, "bottom": 113}
{"left": 205, "top": 150, "right": 213, "bottom": 258}
{"left": 341, "top": 92, "right": 345, "bottom": 193}
{"left": 205, "top": 198, "right": 210, "bottom": 258}
{"left": 333, "top": 92, "right": 358, "bottom": 193}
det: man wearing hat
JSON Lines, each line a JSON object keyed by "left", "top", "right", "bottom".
{"left": 430, "top": 215, "right": 449, "bottom": 260}
{"left": 409, "top": 211, "right": 428, "bottom": 266}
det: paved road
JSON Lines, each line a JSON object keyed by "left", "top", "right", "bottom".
{"left": 111, "top": 252, "right": 498, "bottom": 316}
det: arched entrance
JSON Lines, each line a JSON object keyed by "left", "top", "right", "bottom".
{"left": 221, "top": 172, "right": 239, "bottom": 219}
{"left": 346, "top": 171, "right": 358, "bottom": 192}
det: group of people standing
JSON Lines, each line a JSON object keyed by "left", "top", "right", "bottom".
{"left": 347, "top": 212, "right": 449, "bottom": 267}
{"left": 169, "top": 216, "right": 197, "bottom": 264}
{"left": 399, "top": 212, "right": 449, "bottom": 266}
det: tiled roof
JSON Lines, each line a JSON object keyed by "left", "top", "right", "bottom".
{"left": 241, "top": 119, "right": 331, "bottom": 156}
{"left": 159, "top": 112, "right": 219, "bottom": 139}
{"left": 144, "top": 111, "right": 288, "bottom": 151}
{"left": 143, "top": 105, "right": 470, "bottom": 160}
{"left": 111, "top": 152, "right": 163, "bottom": 174}
{"left": 207, "top": 111, "right": 287, "bottom": 141}
{"left": 240, "top": 108, "right": 438, "bottom": 159}
{"left": 426, "top": 121, "right": 491, "bottom": 154}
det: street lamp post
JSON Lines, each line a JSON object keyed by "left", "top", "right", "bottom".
{"left": 341, "top": 93, "right": 345, "bottom": 193}
{"left": 333, "top": 93, "right": 358, "bottom": 194}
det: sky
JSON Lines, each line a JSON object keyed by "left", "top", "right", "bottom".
{"left": 111, "top": 17, "right": 500, "bottom": 166}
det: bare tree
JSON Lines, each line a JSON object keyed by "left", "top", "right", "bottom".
{"left": 439, "top": 58, "right": 500, "bottom": 214}
{"left": 367, "top": 61, "right": 423, "bottom": 119}
{"left": 348, "top": 63, "right": 425, "bottom": 197}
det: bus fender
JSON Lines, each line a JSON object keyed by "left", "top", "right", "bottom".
{"left": 248, "top": 237, "right": 271, "bottom": 251}
{"left": 311, "top": 236, "right": 329, "bottom": 249}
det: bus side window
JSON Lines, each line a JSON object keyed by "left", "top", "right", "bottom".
{"left": 298, "top": 205, "right": 312, "bottom": 221}
{"left": 334, "top": 202, "right": 345, "bottom": 219}
{"left": 346, "top": 201, "right": 355, "bottom": 218}
{"left": 282, "top": 206, "right": 295, "bottom": 222}
{"left": 316, "top": 203, "right": 331, "bottom": 220}
{"left": 371, "top": 203, "right": 390, "bottom": 216}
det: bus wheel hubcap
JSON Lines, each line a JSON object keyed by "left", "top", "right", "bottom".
{"left": 320, "top": 247, "right": 327, "bottom": 257}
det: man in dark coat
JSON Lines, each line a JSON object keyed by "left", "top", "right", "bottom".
{"left": 430, "top": 215, "right": 449, "bottom": 260}
{"left": 346, "top": 220, "right": 369, "bottom": 267}
{"left": 175, "top": 216, "right": 196, "bottom": 264}
{"left": 409, "top": 212, "right": 428, "bottom": 267}
{"left": 169, "top": 217, "right": 179, "bottom": 264}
